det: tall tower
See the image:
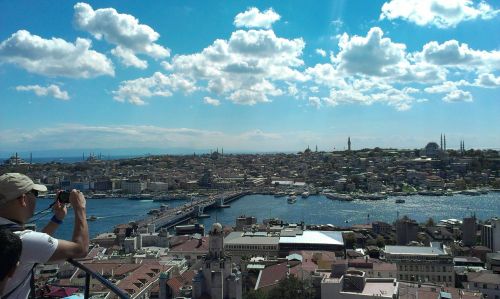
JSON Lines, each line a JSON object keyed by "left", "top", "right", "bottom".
{"left": 441, "top": 134, "right": 443, "bottom": 150}
{"left": 444, "top": 134, "right": 446, "bottom": 150}
{"left": 348, "top": 137, "right": 351, "bottom": 152}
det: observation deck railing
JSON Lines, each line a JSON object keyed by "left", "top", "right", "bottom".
{"left": 66, "top": 259, "right": 130, "bottom": 299}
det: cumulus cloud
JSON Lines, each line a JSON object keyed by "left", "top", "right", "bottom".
{"left": 315, "top": 48, "right": 327, "bottom": 57}
{"left": 16, "top": 84, "right": 70, "bottom": 100}
{"left": 305, "top": 63, "right": 346, "bottom": 87}
{"left": 203, "top": 96, "right": 221, "bottom": 106}
{"left": 167, "top": 29, "right": 305, "bottom": 105}
{"left": 417, "top": 40, "right": 500, "bottom": 71}
{"left": 424, "top": 81, "right": 462, "bottom": 93}
{"left": 0, "top": 30, "right": 114, "bottom": 78}
{"left": 112, "top": 72, "right": 196, "bottom": 105}
{"left": 334, "top": 27, "right": 408, "bottom": 77}
{"left": 323, "top": 84, "right": 421, "bottom": 111}
{"left": 380, "top": 0, "right": 499, "bottom": 28}
{"left": 234, "top": 7, "right": 281, "bottom": 29}
{"left": 443, "top": 89, "right": 473, "bottom": 102}
{"left": 74, "top": 2, "right": 170, "bottom": 68}
{"left": 474, "top": 73, "right": 500, "bottom": 87}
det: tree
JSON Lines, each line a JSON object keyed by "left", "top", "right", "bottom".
{"left": 343, "top": 233, "right": 356, "bottom": 249}
{"left": 244, "top": 289, "right": 267, "bottom": 299}
{"left": 267, "top": 275, "right": 315, "bottom": 299}
{"left": 425, "top": 217, "right": 435, "bottom": 227}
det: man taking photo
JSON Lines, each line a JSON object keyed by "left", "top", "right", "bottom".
{"left": 0, "top": 173, "right": 89, "bottom": 299}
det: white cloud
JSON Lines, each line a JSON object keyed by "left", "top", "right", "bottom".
{"left": 112, "top": 72, "right": 196, "bottom": 105}
{"left": 16, "top": 84, "right": 70, "bottom": 100}
{"left": 443, "top": 89, "right": 473, "bottom": 102}
{"left": 168, "top": 29, "right": 305, "bottom": 105}
{"left": 74, "top": 2, "right": 170, "bottom": 68}
{"left": 0, "top": 30, "right": 114, "bottom": 78}
{"left": 203, "top": 96, "right": 221, "bottom": 106}
{"left": 234, "top": 7, "right": 281, "bottom": 29}
{"left": 380, "top": 0, "right": 499, "bottom": 28}
{"left": 418, "top": 40, "right": 500, "bottom": 71}
{"left": 474, "top": 73, "right": 500, "bottom": 87}
{"left": 305, "top": 63, "right": 346, "bottom": 87}
{"left": 424, "top": 81, "right": 461, "bottom": 93}
{"left": 323, "top": 84, "right": 421, "bottom": 111}
{"left": 308, "top": 96, "right": 321, "bottom": 108}
{"left": 0, "top": 124, "right": 291, "bottom": 152}
{"left": 315, "top": 48, "right": 327, "bottom": 57}
{"left": 334, "top": 27, "right": 407, "bottom": 77}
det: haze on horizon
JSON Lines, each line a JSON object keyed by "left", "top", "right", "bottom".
{"left": 1, "top": 0, "right": 499, "bottom": 153}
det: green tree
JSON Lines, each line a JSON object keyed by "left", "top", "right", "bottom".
{"left": 343, "top": 233, "right": 356, "bottom": 249}
{"left": 425, "top": 217, "right": 435, "bottom": 227}
{"left": 244, "top": 289, "right": 268, "bottom": 299}
{"left": 267, "top": 275, "right": 315, "bottom": 299}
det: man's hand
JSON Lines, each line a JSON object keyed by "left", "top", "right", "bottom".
{"left": 69, "top": 189, "right": 86, "bottom": 210}
{"left": 52, "top": 200, "right": 67, "bottom": 221}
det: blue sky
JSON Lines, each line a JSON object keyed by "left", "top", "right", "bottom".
{"left": 1, "top": 0, "right": 499, "bottom": 155}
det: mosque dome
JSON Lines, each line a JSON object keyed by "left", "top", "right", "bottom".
{"left": 425, "top": 142, "right": 439, "bottom": 151}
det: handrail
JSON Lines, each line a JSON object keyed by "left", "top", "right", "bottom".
{"left": 67, "top": 259, "right": 130, "bottom": 299}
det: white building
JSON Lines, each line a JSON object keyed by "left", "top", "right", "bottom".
{"left": 122, "top": 179, "right": 146, "bottom": 194}
{"left": 384, "top": 244, "right": 454, "bottom": 286}
{"left": 481, "top": 218, "right": 500, "bottom": 252}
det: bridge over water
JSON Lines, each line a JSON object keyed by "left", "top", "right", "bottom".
{"left": 135, "top": 191, "right": 250, "bottom": 231}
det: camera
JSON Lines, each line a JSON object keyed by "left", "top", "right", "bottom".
{"left": 57, "top": 191, "right": 71, "bottom": 203}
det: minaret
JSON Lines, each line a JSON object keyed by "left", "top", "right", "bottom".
{"left": 440, "top": 134, "right": 443, "bottom": 150}
{"left": 444, "top": 134, "right": 446, "bottom": 151}
{"left": 348, "top": 137, "right": 351, "bottom": 152}
{"left": 315, "top": 145, "right": 318, "bottom": 152}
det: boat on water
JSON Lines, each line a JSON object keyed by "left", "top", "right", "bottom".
{"left": 301, "top": 191, "right": 310, "bottom": 198}
{"left": 87, "top": 215, "right": 98, "bottom": 221}
{"left": 274, "top": 192, "right": 286, "bottom": 198}
{"left": 325, "top": 193, "right": 353, "bottom": 201}
{"left": 356, "top": 193, "right": 387, "bottom": 200}
{"left": 395, "top": 199, "right": 405, "bottom": 204}
{"left": 287, "top": 196, "right": 297, "bottom": 204}
{"left": 128, "top": 194, "right": 152, "bottom": 200}
{"left": 460, "top": 190, "right": 481, "bottom": 196}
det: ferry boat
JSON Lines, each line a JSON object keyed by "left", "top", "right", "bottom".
{"left": 287, "top": 196, "right": 297, "bottom": 204}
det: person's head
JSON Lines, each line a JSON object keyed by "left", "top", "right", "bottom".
{"left": 0, "top": 229, "right": 22, "bottom": 293}
{"left": 0, "top": 173, "right": 47, "bottom": 223}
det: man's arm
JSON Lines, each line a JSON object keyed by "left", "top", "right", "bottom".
{"left": 41, "top": 194, "right": 68, "bottom": 236}
{"left": 48, "top": 190, "right": 88, "bottom": 261}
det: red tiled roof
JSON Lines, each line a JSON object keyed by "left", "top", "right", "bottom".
{"left": 169, "top": 236, "right": 209, "bottom": 253}
{"left": 166, "top": 270, "right": 196, "bottom": 296}
{"left": 116, "top": 262, "right": 171, "bottom": 295}
{"left": 256, "top": 262, "right": 294, "bottom": 289}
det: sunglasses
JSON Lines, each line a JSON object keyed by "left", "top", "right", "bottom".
{"left": 27, "top": 190, "right": 39, "bottom": 197}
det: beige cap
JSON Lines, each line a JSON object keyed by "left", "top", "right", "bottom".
{"left": 0, "top": 173, "right": 47, "bottom": 206}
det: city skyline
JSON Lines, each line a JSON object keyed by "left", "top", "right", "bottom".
{"left": 1, "top": 0, "right": 500, "bottom": 153}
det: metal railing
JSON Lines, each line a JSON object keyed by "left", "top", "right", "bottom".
{"left": 67, "top": 259, "right": 130, "bottom": 299}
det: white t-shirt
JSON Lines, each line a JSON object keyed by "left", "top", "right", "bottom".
{"left": 0, "top": 218, "right": 58, "bottom": 299}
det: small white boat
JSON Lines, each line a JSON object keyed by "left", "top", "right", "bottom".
{"left": 301, "top": 191, "right": 310, "bottom": 198}
{"left": 287, "top": 196, "right": 297, "bottom": 204}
